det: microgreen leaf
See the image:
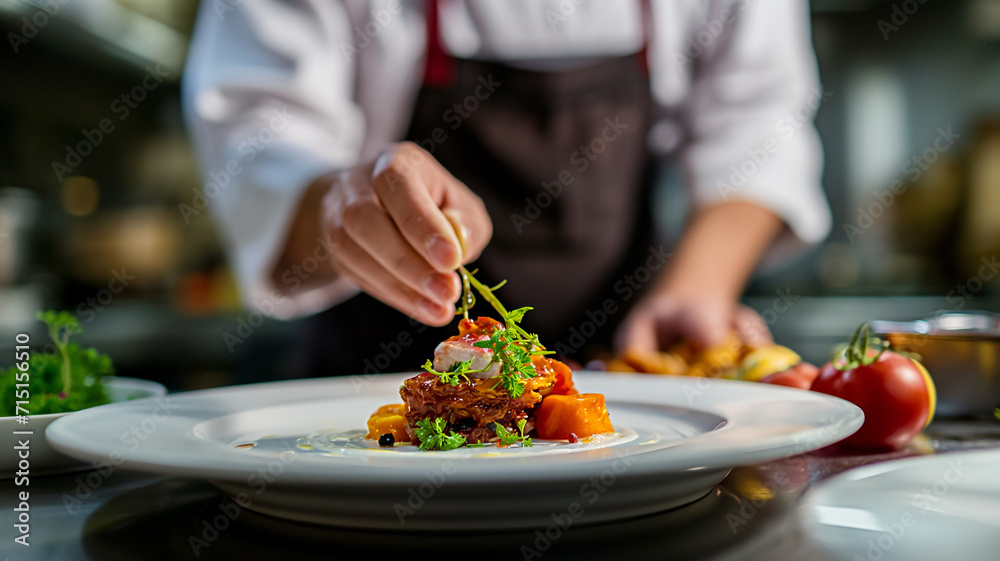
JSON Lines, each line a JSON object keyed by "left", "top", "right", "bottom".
{"left": 38, "top": 310, "right": 82, "bottom": 395}
{"left": 413, "top": 417, "right": 467, "bottom": 451}
{"left": 493, "top": 419, "right": 533, "bottom": 447}
{"left": 421, "top": 359, "right": 475, "bottom": 386}
{"left": 495, "top": 423, "right": 517, "bottom": 446}
{"left": 517, "top": 418, "right": 533, "bottom": 447}
{"left": 505, "top": 307, "right": 532, "bottom": 324}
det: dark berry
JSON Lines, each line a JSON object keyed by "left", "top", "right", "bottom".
{"left": 378, "top": 433, "right": 395, "bottom": 447}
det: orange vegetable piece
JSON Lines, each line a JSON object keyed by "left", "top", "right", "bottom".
{"left": 366, "top": 403, "right": 411, "bottom": 442}
{"left": 535, "top": 393, "right": 613, "bottom": 440}
{"left": 373, "top": 403, "right": 406, "bottom": 416}
{"left": 546, "top": 358, "right": 578, "bottom": 395}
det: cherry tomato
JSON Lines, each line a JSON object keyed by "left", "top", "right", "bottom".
{"left": 811, "top": 350, "right": 935, "bottom": 450}
{"left": 761, "top": 362, "right": 820, "bottom": 389}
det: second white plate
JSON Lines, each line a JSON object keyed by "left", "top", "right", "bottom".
{"left": 804, "top": 448, "right": 1000, "bottom": 561}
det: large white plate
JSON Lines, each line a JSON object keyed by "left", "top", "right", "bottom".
{"left": 47, "top": 372, "right": 862, "bottom": 530}
{"left": 803, "top": 448, "right": 1000, "bottom": 561}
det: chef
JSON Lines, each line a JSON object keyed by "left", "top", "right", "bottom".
{"left": 183, "top": 0, "right": 831, "bottom": 377}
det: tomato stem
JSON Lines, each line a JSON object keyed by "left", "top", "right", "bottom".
{"left": 838, "top": 321, "right": 887, "bottom": 370}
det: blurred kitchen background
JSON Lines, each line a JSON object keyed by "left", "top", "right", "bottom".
{"left": 1, "top": 0, "right": 999, "bottom": 390}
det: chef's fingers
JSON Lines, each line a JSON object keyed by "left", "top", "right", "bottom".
{"left": 338, "top": 195, "right": 461, "bottom": 306}
{"left": 328, "top": 234, "right": 455, "bottom": 326}
{"left": 443, "top": 209, "right": 469, "bottom": 259}
{"left": 733, "top": 305, "right": 773, "bottom": 347}
{"left": 371, "top": 142, "right": 465, "bottom": 273}
{"left": 615, "top": 299, "right": 732, "bottom": 353}
{"left": 613, "top": 311, "right": 660, "bottom": 354}
{"left": 440, "top": 189, "right": 492, "bottom": 264}
{"left": 673, "top": 307, "right": 731, "bottom": 350}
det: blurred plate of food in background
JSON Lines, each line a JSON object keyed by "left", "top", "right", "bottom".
{"left": 1, "top": 376, "right": 166, "bottom": 478}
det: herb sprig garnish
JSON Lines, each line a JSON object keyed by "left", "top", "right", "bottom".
{"left": 420, "top": 358, "right": 475, "bottom": 386}
{"left": 495, "top": 418, "right": 533, "bottom": 448}
{"left": 411, "top": 417, "right": 534, "bottom": 450}
{"left": 41, "top": 310, "right": 83, "bottom": 396}
{"left": 413, "top": 417, "right": 467, "bottom": 451}
{"left": 1, "top": 311, "right": 113, "bottom": 416}
{"left": 423, "top": 266, "right": 554, "bottom": 398}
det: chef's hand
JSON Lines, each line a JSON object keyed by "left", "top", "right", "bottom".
{"left": 613, "top": 201, "right": 784, "bottom": 353}
{"left": 277, "top": 142, "right": 492, "bottom": 325}
{"left": 614, "top": 291, "right": 772, "bottom": 353}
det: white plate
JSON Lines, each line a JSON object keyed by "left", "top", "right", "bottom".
{"left": 47, "top": 372, "right": 862, "bottom": 530}
{"left": 1, "top": 377, "right": 167, "bottom": 478}
{"left": 804, "top": 448, "right": 1000, "bottom": 561}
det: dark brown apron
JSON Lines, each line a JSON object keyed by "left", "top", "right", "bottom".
{"left": 290, "top": 1, "right": 656, "bottom": 378}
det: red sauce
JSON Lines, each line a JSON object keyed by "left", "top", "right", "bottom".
{"left": 455, "top": 317, "right": 504, "bottom": 338}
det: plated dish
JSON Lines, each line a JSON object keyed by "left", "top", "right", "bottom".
{"left": 46, "top": 274, "right": 862, "bottom": 529}
{"left": 47, "top": 372, "right": 863, "bottom": 529}
{"left": 364, "top": 268, "right": 612, "bottom": 451}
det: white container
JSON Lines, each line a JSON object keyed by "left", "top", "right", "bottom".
{"left": 1, "top": 377, "right": 166, "bottom": 478}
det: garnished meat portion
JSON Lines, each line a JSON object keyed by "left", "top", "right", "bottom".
{"left": 401, "top": 353, "right": 561, "bottom": 444}
{"left": 364, "top": 266, "right": 603, "bottom": 451}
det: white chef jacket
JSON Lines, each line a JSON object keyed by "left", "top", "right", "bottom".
{"left": 182, "top": 0, "right": 831, "bottom": 319}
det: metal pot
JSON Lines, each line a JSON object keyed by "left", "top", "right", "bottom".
{"left": 871, "top": 310, "right": 1000, "bottom": 418}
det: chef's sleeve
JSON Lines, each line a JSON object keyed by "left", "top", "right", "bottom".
{"left": 656, "top": 0, "right": 832, "bottom": 267}
{"left": 182, "top": 0, "right": 366, "bottom": 319}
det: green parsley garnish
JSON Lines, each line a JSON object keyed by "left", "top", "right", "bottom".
{"left": 495, "top": 418, "right": 533, "bottom": 448}
{"left": 413, "top": 417, "right": 467, "bottom": 451}
{"left": 472, "top": 331, "right": 538, "bottom": 398}
{"left": 1, "top": 311, "right": 113, "bottom": 416}
{"left": 433, "top": 267, "right": 554, "bottom": 398}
